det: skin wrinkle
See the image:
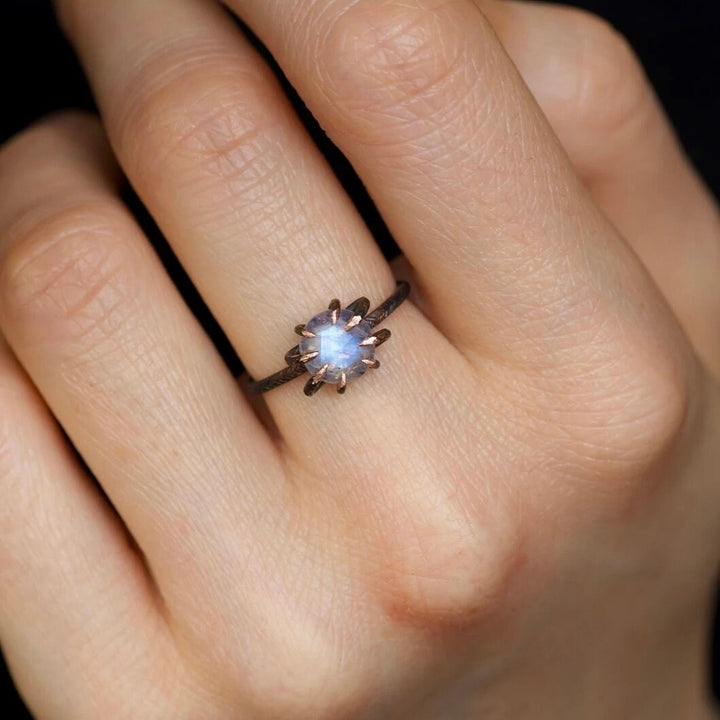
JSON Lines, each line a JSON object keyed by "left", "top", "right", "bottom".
{"left": 123, "top": 69, "right": 288, "bottom": 190}
{"left": 0, "top": 114, "right": 288, "bottom": 598}
{"left": 123, "top": 41, "right": 239, "bottom": 118}
{"left": 95, "top": 20, "right": 396, "bottom": 380}
{"left": 162, "top": 122, "right": 359, "bottom": 310}
{"left": 21, "top": 280, "right": 268, "bottom": 519}
{"left": 319, "top": 16, "right": 485, "bottom": 148}
{"left": 0, "top": 198, "right": 121, "bottom": 275}
{"left": 97, "top": 11, "right": 379, "bottom": 332}
{"left": 0, "top": 217, "right": 142, "bottom": 351}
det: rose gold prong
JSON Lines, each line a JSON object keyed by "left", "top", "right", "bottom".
{"left": 337, "top": 372, "right": 347, "bottom": 394}
{"left": 343, "top": 315, "right": 362, "bottom": 331}
{"left": 359, "top": 328, "right": 391, "bottom": 347}
{"left": 328, "top": 298, "right": 341, "bottom": 325}
{"left": 304, "top": 376, "right": 324, "bottom": 396}
{"left": 362, "top": 358, "right": 380, "bottom": 369}
{"left": 299, "top": 351, "right": 319, "bottom": 363}
{"left": 312, "top": 363, "right": 330, "bottom": 384}
{"left": 346, "top": 297, "right": 370, "bottom": 318}
{"left": 295, "top": 324, "right": 316, "bottom": 338}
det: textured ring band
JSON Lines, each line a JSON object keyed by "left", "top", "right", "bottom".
{"left": 246, "top": 281, "right": 410, "bottom": 397}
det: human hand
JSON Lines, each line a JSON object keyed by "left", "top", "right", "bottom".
{"left": 1, "top": 1, "right": 719, "bottom": 718}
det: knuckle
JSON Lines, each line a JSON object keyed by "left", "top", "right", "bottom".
{"left": 0, "top": 202, "right": 135, "bottom": 344}
{"left": 567, "top": 10, "right": 650, "bottom": 139}
{"left": 117, "top": 45, "right": 283, "bottom": 195}
{"left": 597, "top": 335, "right": 691, "bottom": 467}
{"left": 322, "top": 1, "right": 470, "bottom": 114}
{"left": 371, "top": 490, "right": 523, "bottom": 629}
{"left": 530, "top": 324, "right": 692, "bottom": 496}
{"left": 615, "top": 346, "right": 690, "bottom": 466}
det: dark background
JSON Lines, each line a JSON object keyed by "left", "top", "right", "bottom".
{"left": 1, "top": 0, "right": 718, "bottom": 715}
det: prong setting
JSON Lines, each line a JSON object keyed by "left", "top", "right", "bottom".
{"left": 343, "top": 314, "right": 363, "bottom": 331}
{"left": 346, "top": 297, "right": 370, "bottom": 318}
{"left": 312, "top": 363, "right": 329, "bottom": 384}
{"left": 303, "top": 376, "right": 324, "bottom": 396}
{"left": 298, "top": 306, "right": 376, "bottom": 390}
{"left": 245, "top": 282, "right": 410, "bottom": 397}
{"left": 359, "top": 329, "right": 391, "bottom": 347}
{"left": 372, "top": 329, "right": 391, "bottom": 347}
{"left": 328, "top": 298, "right": 341, "bottom": 325}
{"left": 295, "top": 324, "right": 316, "bottom": 338}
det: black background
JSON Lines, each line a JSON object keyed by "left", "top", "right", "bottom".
{"left": 1, "top": 0, "right": 718, "bottom": 715}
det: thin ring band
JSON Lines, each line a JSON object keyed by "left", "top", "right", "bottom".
{"left": 246, "top": 281, "right": 410, "bottom": 396}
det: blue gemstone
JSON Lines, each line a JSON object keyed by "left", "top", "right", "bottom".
{"left": 299, "top": 309, "right": 375, "bottom": 383}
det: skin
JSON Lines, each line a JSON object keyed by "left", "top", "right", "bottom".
{"left": 0, "top": 0, "right": 718, "bottom": 718}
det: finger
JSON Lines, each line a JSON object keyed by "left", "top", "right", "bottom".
{"left": 53, "top": 0, "right": 456, "bottom": 456}
{"left": 219, "top": 0, "right": 688, "bottom": 369}
{"left": 0, "top": 331, "right": 185, "bottom": 719}
{"left": 478, "top": 0, "right": 720, "bottom": 375}
{"left": 0, "top": 113, "right": 283, "bottom": 602}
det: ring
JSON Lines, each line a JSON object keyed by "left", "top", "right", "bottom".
{"left": 246, "top": 281, "right": 410, "bottom": 396}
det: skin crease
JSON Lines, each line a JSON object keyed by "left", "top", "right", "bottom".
{"left": 0, "top": 1, "right": 718, "bottom": 719}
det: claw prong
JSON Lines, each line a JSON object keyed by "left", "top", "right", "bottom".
{"left": 360, "top": 328, "right": 391, "bottom": 347}
{"left": 328, "top": 298, "right": 341, "bottom": 325}
{"left": 304, "top": 376, "right": 324, "bottom": 396}
{"left": 346, "top": 297, "right": 370, "bottom": 318}
{"left": 312, "top": 364, "right": 329, "bottom": 384}
{"left": 343, "top": 315, "right": 362, "bottom": 331}
{"left": 295, "top": 324, "right": 316, "bottom": 338}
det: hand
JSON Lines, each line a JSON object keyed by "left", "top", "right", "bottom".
{"left": 1, "top": 1, "right": 718, "bottom": 718}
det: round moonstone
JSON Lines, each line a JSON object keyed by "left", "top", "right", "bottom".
{"left": 299, "top": 308, "right": 375, "bottom": 384}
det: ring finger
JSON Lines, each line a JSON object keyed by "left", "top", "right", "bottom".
{"left": 54, "top": 0, "right": 458, "bottom": 455}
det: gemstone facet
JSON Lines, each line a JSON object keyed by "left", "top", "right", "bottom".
{"left": 299, "top": 308, "right": 375, "bottom": 384}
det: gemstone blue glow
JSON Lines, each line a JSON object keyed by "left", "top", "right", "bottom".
{"left": 299, "top": 308, "right": 375, "bottom": 384}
